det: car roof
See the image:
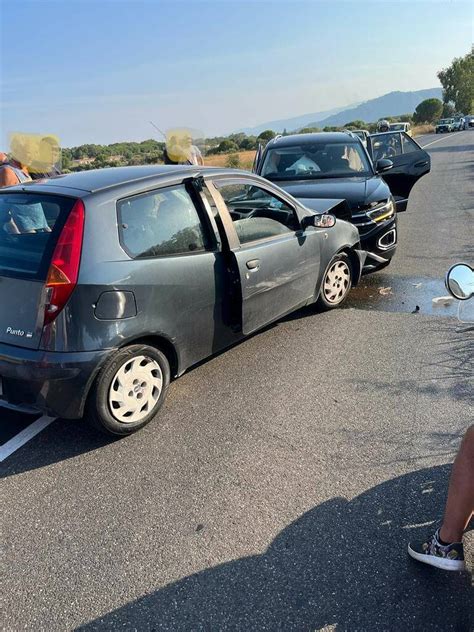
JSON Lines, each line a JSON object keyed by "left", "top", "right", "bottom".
{"left": 1, "top": 165, "right": 244, "bottom": 195}
{"left": 268, "top": 132, "right": 357, "bottom": 147}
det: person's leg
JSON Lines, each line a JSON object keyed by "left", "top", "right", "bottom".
{"left": 408, "top": 425, "right": 474, "bottom": 571}
{"left": 439, "top": 425, "right": 474, "bottom": 542}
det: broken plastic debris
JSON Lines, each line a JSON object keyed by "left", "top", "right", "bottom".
{"left": 432, "top": 296, "right": 455, "bottom": 306}
{"left": 378, "top": 286, "right": 392, "bottom": 296}
{"left": 412, "top": 282, "right": 423, "bottom": 288}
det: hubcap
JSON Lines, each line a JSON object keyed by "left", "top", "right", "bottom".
{"left": 108, "top": 355, "right": 163, "bottom": 423}
{"left": 323, "top": 260, "right": 351, "bottom": 304}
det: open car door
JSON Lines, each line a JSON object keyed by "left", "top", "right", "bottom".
{"left": 251, "top": 143, "right": 264, "bottom": 173}
{"left": 368, "top": 132, "right": 431, "bottom": 212}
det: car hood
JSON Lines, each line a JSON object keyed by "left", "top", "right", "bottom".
{"left": 275, "top": 176, "right": 389, "bottom": 211}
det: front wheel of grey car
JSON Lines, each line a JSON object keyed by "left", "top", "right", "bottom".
{"left": 87, "top": 344, "right": 170, "bottom": 436}
{"left": 316, "top": 252, "right": 353, "bottom": 311}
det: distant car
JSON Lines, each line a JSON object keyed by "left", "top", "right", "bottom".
{"left": 452, "top": 116, "right": 464, "bottom": 131}
{"left": 435, "top": 118, "right": 455, "bottom": 133}
{"left": 350, "top": 129, "right": 370, "bottom": 146}
{"left": 466, "top": 116, "right": 474, "bottom": 129}
{"left": 0, "top": 166, "right": 365, "bottom": 435}
{"left": 254, "top": 131, "right": 430, "bottom": 272}
{"left": 388, "top": 122, "right": 412, "bottom": 136}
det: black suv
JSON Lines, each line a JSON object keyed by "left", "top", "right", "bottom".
{"left": 254, "top": 131, "right": 430, "bottom": 271}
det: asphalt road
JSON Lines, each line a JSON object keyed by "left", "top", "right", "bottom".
{"left": 2, "top": 130, "right": 473, "bottom": 632}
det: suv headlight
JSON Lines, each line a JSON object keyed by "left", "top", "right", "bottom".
{"left": 367, "top": 199, "right": 395, "bottom": 222}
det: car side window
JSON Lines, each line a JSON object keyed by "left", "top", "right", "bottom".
{"left": 372, "top": 133, "right": 402, "bottom": 160}
{"left": 401, "top": 134, "right": 421, "bottom": 154}
{"left": 118, "top": 184, "right": 211, "bottom": 258}
{"left": 213, "top": 181, "right": 297, "bottom": 245}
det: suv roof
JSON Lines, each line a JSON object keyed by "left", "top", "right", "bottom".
{"left": 268, "top": 132, "right": 357, "bottom": 147}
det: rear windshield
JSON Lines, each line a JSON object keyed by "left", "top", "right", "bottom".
{"left": 0, "top": 193, "right": 77, "bottom": 280}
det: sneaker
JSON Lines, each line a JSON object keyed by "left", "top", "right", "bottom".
{"left": 408, "top": 528, "right": 465, "bottom": 571}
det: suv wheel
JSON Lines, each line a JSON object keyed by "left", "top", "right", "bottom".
{"left": 87, "top": 344, "right": 170, "bottom": 435}
{"left": 316, "top": 252, "right": 352, "bottom": 311}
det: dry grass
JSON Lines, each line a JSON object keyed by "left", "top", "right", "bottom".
{"left": 204, "top": 149, "right": 256, "bottom": 170}
{"left": 412, "top": 124, "right": 435, "bottom": 136}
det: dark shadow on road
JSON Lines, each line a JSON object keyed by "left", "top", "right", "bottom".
{"left": 77, "top": 464, "right": 472, "bottom": 632}
{"left": 0, "top": 417, "right": 117, "bottom": 479}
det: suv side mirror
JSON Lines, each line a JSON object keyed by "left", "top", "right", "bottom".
{"left": 302, "top": 213, "right": 336, "bottom": 229}
{"left": 445, "top": 263, "right": 474, "bottom": 300}
{"left": 376, "top": 158, "right": 393, "bottom": 173}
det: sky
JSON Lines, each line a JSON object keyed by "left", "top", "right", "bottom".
{"left": 1, "top": 0, "right": 472, "bottom": 147}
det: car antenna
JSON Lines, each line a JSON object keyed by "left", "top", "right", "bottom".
{"left": 149, "top": 121, "right": 166, "bottom": 139}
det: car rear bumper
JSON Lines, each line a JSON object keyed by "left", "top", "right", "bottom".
{"left": 0, "top": 343, "right": 113, "bottom": 419}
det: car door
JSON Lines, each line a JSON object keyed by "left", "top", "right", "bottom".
{"left": 252, "top": 143, "right": 264, "bottom": 173}
{"left": 368, "top": 132, "right": 431, "bottom": 212}
{"left": 206, "top": 178, "right": 321, "bottom": 335}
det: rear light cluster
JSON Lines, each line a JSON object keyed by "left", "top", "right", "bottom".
{"left": 44, "top": 199, "right": 85, "bottom": 326}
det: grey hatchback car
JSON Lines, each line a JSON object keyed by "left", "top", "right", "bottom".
{"left": 0, "top": 166, "right": 364, "bottom": 435}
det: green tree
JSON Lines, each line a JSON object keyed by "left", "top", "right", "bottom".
{"left": 216, "top": 139, "right": 239, "bottom": 153}
{"left": 257, "top": 130, "right": 276, "bottom": 143}
{"left": 344, "top": 120, "right": 366, "bottom": 129}
{"left": 239, "top": 136, "right": 258, "bottom": 150}
{"left": 226, "top": 153, "right": 241, "bottom": 168}
{"left": 442, "top": 102, "right": 456, "bottom": 118}
{"left": 413, "top": 98, "right": 443, "bottom": 123}
{"left": 438, "top": 47, "right": 474, "bottom": 114}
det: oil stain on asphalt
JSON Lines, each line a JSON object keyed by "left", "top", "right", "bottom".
{"left": 344, "top": 274, "right": 471, "bottom": 319}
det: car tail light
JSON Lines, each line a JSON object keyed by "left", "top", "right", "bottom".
{"left": 44, "top": 199, "right": 85, "bottom": 325}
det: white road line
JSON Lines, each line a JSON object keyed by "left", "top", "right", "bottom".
{"left": 0, "top": 415, "right": 55, "bottom": 462}
{"left": 420, "top": 131, "right": 462, "bottom": 149}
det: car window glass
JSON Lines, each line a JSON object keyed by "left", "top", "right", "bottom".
{"left": 261, "top": 141, "right": 371, "bottom": 179}
{"left": 0, "top": 193, "right": 74, "bottom": 280}
{"left": 401, "top": 134, "right": 420, "bottom": 154}
{"left": 214, "top": 181, "right": 296, "bottom": 244}
{"left": 371, "top": 133, "right": 402, "bottom": 160}
{"left": 118, "top": 184, "right": 210, "bottom": 258}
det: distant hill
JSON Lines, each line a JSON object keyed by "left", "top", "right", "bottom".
{"left": 235, "top": 105, "right": 359, "bottom": 136}
{"left": 303, "top": 88, "right": 442, "bottom": 129}
{"left": 235, "top": 88, "right": 442, "bottom": 135}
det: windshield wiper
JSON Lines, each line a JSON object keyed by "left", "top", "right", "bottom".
{"left": 269, "top": 173, "right": 359, "bottom": 181}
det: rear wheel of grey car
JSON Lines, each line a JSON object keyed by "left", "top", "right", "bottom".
{"left": 87, "top": 344, "right": 170, "bottom": 436}
{"left": 316, "top": 252, "right": 352, "bottom": 311}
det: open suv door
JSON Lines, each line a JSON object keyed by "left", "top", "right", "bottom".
{"left": 368, "top": 132, "right": 431, "bottom": 212}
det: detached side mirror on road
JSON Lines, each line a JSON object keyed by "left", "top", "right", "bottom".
{"left": 302, "top": 213, "right": 336, "bottom": 230}
{"left": 445, "top": 263, "right": 474, "bottom": 300}
{"left": 375, "top": 158, "right": 393, "bottom": 173}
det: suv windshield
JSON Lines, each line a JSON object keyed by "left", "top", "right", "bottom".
{"left": 261, "top": 141, "right": 372, "bottom": 180}
{"left": 0, "top": 193, "right": 75, "bottom": 280}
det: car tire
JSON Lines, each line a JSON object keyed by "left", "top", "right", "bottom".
{"left": 315, "top": 252, "right": 353, "bottom": 311}
{"left": 86, "top": 344, "right": 170, "bottom": 436}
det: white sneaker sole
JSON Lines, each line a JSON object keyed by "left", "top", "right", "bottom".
{"left": 408, "top": 544, "right": 466, "bottom": 571}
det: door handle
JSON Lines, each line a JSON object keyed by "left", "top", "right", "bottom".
{"left": 246, "top": 259, "right": 260, "bottom": 270}
{"left": 414, "top": 160, "right": 428, "bottom": 168}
